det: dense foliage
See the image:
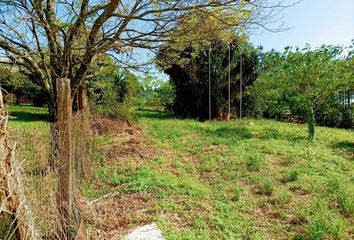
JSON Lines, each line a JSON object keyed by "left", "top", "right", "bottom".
{"left": 157, "top": 39, "right": 261, "bottom": 120}
{"left": 143, "top": 79, "right": 175, "bottom": 110}
{"left": 0, "top": 66, "right": 48, "bottom": 106}
{"left": 87, "top": 67, "right": 140, "bottom": 121}
{"left": 251, "top": 45, "right": 354, "bottom": 140}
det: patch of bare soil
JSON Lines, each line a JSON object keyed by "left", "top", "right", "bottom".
{"left": 81, "top": 117, "right": 159, "bottom": 239}
{"left": 90, "top": 116, "right": 135, "bottom": 136}
{"left": 81, "top": 191, "right": 156, "bottom": 240}
{"left": 91, "top": 116, "right": 156, "bottom": 163}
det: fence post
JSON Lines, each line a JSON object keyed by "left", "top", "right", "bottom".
{"left": 56, "top": 78, "right": 73, "bottom": 239}
{"left": 76, "top": 84, "right": 90, "bottom": 179}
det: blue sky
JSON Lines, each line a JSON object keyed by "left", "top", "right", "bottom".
{"left": 137, "top": 0, "right": 353, "bottom": 80}
{"left": 250, "top": 0, "right": 354, "bottom": 51}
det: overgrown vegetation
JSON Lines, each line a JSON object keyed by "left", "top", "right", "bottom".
{"left": 251, "top": 44, "right": 354, "bottom": 139}
{"left": 84, "top": 109, "right": 354, "bottom": 239}
{"left": 157, "top": 38, "right": 260, "bottom": 120}
{"left": 87, "top": 66, "right": 140, "bottom": 122}
{"left": 0, "top": 66, "right": 48, "bottom": 106}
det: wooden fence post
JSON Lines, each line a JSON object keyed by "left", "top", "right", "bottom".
{"left": 56, "top": 78, "right": 73, "bottom": 239}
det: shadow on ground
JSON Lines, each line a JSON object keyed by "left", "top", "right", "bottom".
{"left": 201, "top": 125, "right": 252, "bottom": 140}
{"left": 8, "top": 105, "right": 49, "bottom": 122}
{"left": 135, "top": 108, "right": 174, "bottom": 120}
{"left": 334, "top": 141, "right": 354, "bottom": 154}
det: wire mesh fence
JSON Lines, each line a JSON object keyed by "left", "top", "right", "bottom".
{"left": 1, "top": 108, "right": 91, "bottom": 240}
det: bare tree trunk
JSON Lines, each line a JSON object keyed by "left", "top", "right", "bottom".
{"left": 56, "top": 78, "right": 73, "bottom": 239}
{"left": 307, "top": 104, "right": 315, "bottom": 141}
{"left": 78, "top": 85, "right": 88, "bottom": 112}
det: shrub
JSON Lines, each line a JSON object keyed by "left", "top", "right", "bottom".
{"left": 316, "top": 102, "right": 353, "bottom": 129}
{"left": 91, "top": 102, "right": 136, "bottom": 122}
{"left": 87, "top": 69, "right": 139, "bottom": 121}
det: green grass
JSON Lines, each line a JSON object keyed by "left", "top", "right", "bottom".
{"left": 6, "top": 104, "right": 49, "bottom": 129}
{"left": 4, "top": 105, "right": 58, "bottom": 237}
{"left": 8, "top": 106, "right": 354, "bottom": 239}
{"left": 116, "top": 109, "right": 352, "bottom": 239}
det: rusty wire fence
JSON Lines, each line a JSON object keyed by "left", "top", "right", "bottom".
{"left": 1, "top": 110, "right": 91, "bottom": 240}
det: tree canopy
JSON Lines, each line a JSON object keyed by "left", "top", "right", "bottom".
{"left": 157, "top": 37, "right": 261, "bottom": 120}
{"left": 251, "top": 44, "right": 354, "bottom": 140}
{"left": 0, "top": 0, "right": 290, "bottom": 115}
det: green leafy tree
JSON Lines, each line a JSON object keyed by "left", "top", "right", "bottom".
{"left": 0, "top": 65, "right": 47, "bottom": 105}
{"left": 157, "top": 38, "right": 261, "bottom": 120}
{"left": 156, "top": 81, "right": 175, "bottom": 110}
{"left": 252, "top": 45, "right": 354, "bottom": 140}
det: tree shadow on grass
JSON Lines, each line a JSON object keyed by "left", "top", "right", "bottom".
{"left": 334, "top": 141, "right": 354, "bottom": 154}
{"left": 9, "top": 109, "right": 49, "bottom": 122}
{"left": 135, "top": 108, "right": 175, "bottom": 120}
{"left": 258, "top": 127, "right": 280, "bottom": 140}
{"left": 202, "top": 125, "right": 252, "bottom": 141}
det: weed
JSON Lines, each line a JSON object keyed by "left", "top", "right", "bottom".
{"left": 261, "top": 178, "right": 273, "bottom": 196}
{"left": 306, "top": 219, "right": 326, "bottom": 240}
{"left": 335, "top": 187, "right": 354, "bottom": 215}
{"left": 273, "top": 188, "right": 292, "bottom": 206}
{"left": 282, "top": 169, "right": 299, "bottom": 183}
{"left": 247, "top": 154, "right": 262, "bottom": 172}
{"left": 81, "top": 181, "right": 111, "bottom": 200}
{"left": 334, "top": 141, "right": 354, "bottom": 153}
{"left": 94, "top": 152, "right": 106, "bottom": 165}
{"left": 282, "top": 154, "right": 295, "bottom": 165}
{"left": 303, "top": 199, "right": 346, "bottom": 239}
{"left": 262, "top": 127, "right": 280, "bottom": 139}
{"left": 11, "top": 106, "right": 354, "bottom": 239}
{"left": 231, "top": 186, "right": 243, "bottom": 202}
{"left": 213, "top": 126, "right": 252, "bottom": 139}
{"left": 327, "top": 176, "right": 341, "bottom": 193}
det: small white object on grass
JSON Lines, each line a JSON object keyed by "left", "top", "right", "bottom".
{"left": 122, "top": 223, "right": 164, "bottom": 240}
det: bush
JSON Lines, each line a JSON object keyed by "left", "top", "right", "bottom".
{"left": 87, "top": 69, "right": 139, "bottom": 121}
{"left": 91, "top": 102, "right": 136, "bottom": 122}
{"left": 0, "top": 66, "right": 48, "bottom": 106}
{"left": 316, "top": 102, "right": 353, "bottom": 129}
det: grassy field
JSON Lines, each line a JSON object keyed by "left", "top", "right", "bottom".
{"left": 90, "top": 109, "right": 354, "bottom": 240}
{"left": 5, "top": 105, "right": 354, "bottom": 239}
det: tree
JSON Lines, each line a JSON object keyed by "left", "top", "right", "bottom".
{"left": 0, "top": 0, "right": 292, "bottom": 237}
{"left": 0, "top": 0, "right": 291, "bottom": 120}
{"left": 0, "top": 65, "right": 48, "bottom": 106}
{"left": 87, "top": 66, "right": 140, "bottom": 120}
{"left": 157, "top": 38, "right": 261, "bottom": 120}
{"left": 252, "top": 45, "right": 354, "bottom": 140}
{"left": 155, "top": 81, "right": 175, "bottom": 110}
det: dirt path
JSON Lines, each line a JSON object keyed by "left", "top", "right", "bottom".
{"left": 80, "top": 117, "right": 162, "bottom": 239}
